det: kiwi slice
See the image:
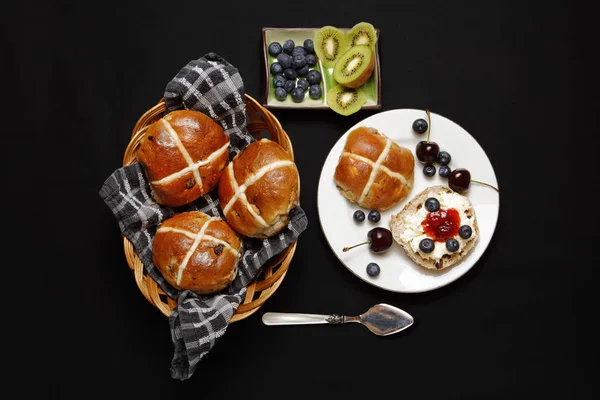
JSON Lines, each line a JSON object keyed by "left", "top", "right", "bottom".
{"left": 347, "top": 22, "right": 378, "bottom": 50}
{"left": 326, "top": 84, "right": 366, "bottom": 116}
{"left": 332, "top": 45, "right": 375, "bottom": 89}
{"left": 314, "top": 26, "right": 348, "bottom": 68}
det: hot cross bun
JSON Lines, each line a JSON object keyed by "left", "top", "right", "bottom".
{"left": 334, "top": 126, "right": 414, "bottom": 210}
{"left": 137, "top": 110, "right": 230, "bottom": 207}
{"left": 152, "top": 211, "right": 243, "bottom": 294}
{"left": 218, "top": 139, "right": 299, "bottom": 238}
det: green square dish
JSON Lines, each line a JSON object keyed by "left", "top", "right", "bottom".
{"left": 261, "top": 27, "right": 381, "bottom": 111}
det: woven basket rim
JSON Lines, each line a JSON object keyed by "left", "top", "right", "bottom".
{"left": 121, "top": 94, "right": 299, "bottom": 323}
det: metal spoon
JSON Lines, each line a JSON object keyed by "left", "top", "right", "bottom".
{"left": 262, "top": 303, "right": 414, "bottom": 336}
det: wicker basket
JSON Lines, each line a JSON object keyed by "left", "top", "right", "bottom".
{"left": 121, "top": 94, "right": 298, "bottom": 323}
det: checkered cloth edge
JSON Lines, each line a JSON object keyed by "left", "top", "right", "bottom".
{"left": 99, "top": 52, "right": 308, "bottom": 381}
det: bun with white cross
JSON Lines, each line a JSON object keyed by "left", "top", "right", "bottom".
{"left": 334, "top": 126, "right": 415, "bottom": 210}
{"left": 137, "top": 110, "right": 230, "bottom": 207}
{"left": 152, "top": 211, "right": 243, "bottom": 294}
{"left": 218, "top": 139, "right": 299, "bottom": 238}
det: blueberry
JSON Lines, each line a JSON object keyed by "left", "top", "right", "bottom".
{"left": 272, "top": 74, "right": 286, "bottom": 88}
{"left": 292, "top": 46, "right": 306, "bottom": 56}
{"left": 305, "top": 54, "right": 317, "bottom": 67}
{"left": 438, "top": 151, "right": 451, "bottom": 165}
{"left": 424, "top": 197, "right": 440, "bottom": 212}
{"left": 353, "top": 210, "right": 365, "bottom": 222}
{"left": 304, "top": 39, "right": 315, "bottom": 54}
{"left": 419, "top": 238, "right": 435, "bottom": 253}
{"left": 283, "top": 79, "right": 296, "bottom": 93}
{"left": 366, "top": 262, "right": 380, "bottom": 277}
{"left": 423, "top": 163, "right": 436, "bottom": 177}
{"left": 274, "top": 87, "right": 287, "bottom": 101}
{"left": 296, "top": 79, "right": 309, "bottom": 91}
{"left": 270, "top": 62, "right": 283, "bottom": 75}
{"left": 439, "top": 165, "right": 451, "bottom": 178}
{"left": 268, "top": 42, "right": 282, "bottom": 57}
{"left": 459, "top": 225, "right": 473, "bottom": 239}
{"left": 296, "top": 64, "right": 310, "bottom": 77}
{"left": 291, "top": 87, "right": 305, "bottom": 103}
{"left": 282, "top": 39, "right": 295, "bottom": 54}
{"left": 308, "top": 84, "right": 322, "bottom": 99}
{"left": 413, "top": 118, "right": 428, "bottom": 134}
{"left": 368, "top": 210, "right": 381, "bottom": 222}
{"left": 277, "top": 53, "right": 293, "bottom": 69}
{"left": 283, "top": 68, "right": 297, "bottom": 80}
{"left": 306, "top": 69, "right": 321, "bottom": 85}
{"left": 446, "top": 238, "right": 459, "bottom": 252}
{"left": 292, "top": 53, "right": 306, "bottom": 69}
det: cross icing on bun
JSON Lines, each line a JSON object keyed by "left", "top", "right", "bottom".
{"left": 137, "top": 110, "right": 230, "bottom": 207}
{"left": 333, "top": 126, "right": 414, "bottom": 210}
{"left": 218, "top": 139, "right": 299, "bottom": 238}
{"left": 152, "top": 211, "right": 243, "bottom": 294}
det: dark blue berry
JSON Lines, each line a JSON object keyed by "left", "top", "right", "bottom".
{"left": 283, "top": 80, "right": 296, "bottom": 93}
{"left": 270, "top": 62, "right": 283, "bottom": 75}
{"left": 292, "top": 53, "right": 306, "bottom": 69}
{"left": 424, "top": 197, "right": 440, "bottom": 212}
{"left": 303, "top": 39, "right": 315, "bottom": 53}
{"left": 283, "top": 68, "right": 297, "bottom": 80}
{"left": 419, "top": 238, "right": 435, "bottom": 253}
{"left": 368, "top": 210, "right": 381, "bottom": 222}
{"left": 268, "top": 42, "right": 282, "bottom": 57}
{"left": 296, "top": 64, "right": 310, "bottom": 77}
{"left": 353, "top": 210, "right": 365, "bottom": 222}
{"left": 291, "top": 87, "right": 305, "bottom": 103}
{"left": 274, "top": 87, "right": 287, "bottom": 101}
{"left": 277, "top": 53, "right": 292, "bottom": 69}
{"left": 446, "top": 238, "right": 459, "bottom": 252}
{"left": 305, "top": 54, "right": 317, "bottom": 67}
{"left": 439, "top": 165, "right": 451, "bottom": 178}
{"left": 366, "top": 262, "right": 380, "bottom": 277}
{"left": 292, "top": 46, "right": 306, "bottom": 56}
{"left": 272, "top": 74, "right": 286, "bottom": 88}
{"left": 459, "top": 225, "right": 472, "bottom": 239}
{"left": 306, "top": 69, "right": 321, "bottom": 85}
{"left": 296, "top": 79, "right": 309, "bottom": 91}
{"left": 413, "top": 118, "right": 428, "bottom": 134}
{"left": 308, "top": 84, "right": 322, "bottom": 99}
{"left": 282, "top": 39, "right": 295, "bottom": 54}
{"left": 423, "top": 164, "right": 436, "bottom": 177}
{"left": 438, "top": 151, "right": 451, "bottom": 165}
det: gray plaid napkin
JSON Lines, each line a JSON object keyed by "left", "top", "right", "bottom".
{"left": 99, "top": 52, "right": 308, "bottom": 380}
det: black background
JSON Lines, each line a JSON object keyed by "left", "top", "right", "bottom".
{"left": 7, "top": 0, "right": 597, "bottom": 398}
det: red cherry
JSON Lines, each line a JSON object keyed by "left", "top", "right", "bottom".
{"left": 416, "top": 141, "right": 440, "bottom": 163}
{"left": 449, "top": 168, "right": 499, "bottom": 193}
{"left": 448, "top": 168, "right": 471, "bottom": 193}
{"left": 343, "top": 227, "right": 394, "bottom": 254}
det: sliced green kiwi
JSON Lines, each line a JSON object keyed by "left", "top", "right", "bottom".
{"left": 326, "top": 84, "right": 366, "bottom": 116}
{"left": 332, "top": 45, "right": 375, "bottom": 89}
{"left": 314, "top": 26, "right": 348, "bottom": 68}
{"left": 346, "top": 22, "right": 378, "bottom": 50}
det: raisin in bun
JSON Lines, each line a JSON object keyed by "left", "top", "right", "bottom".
{"left": 218, "top": 139, "right": 299, "bottom": 238}
{"left": 333, "top": 126, "right": 414, "bottom": 210}
{"left": 152, "top": 211, "right": 243, "bottom": 294}
{"left": 137, "top": 110, "right": 230, "bottom": 207}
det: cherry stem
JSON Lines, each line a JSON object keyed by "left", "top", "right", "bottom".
{"left": 343, "top": 241, "right": 369, "bottom": 252}
{"left": 426, "top": 108, "right": 432, "bottom": 143}
{"left": 472, "top": 180, "right": 500, "bottom": 192}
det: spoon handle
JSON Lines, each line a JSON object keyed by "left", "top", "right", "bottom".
{"left": 262, "top": 312, "right": 346, "bottom": 326}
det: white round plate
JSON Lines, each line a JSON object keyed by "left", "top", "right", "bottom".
{"left": 317, "top": 109, "right": 500, "bottom": 293}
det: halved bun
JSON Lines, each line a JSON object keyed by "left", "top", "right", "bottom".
{"left": 390, "top": 185, "right": 479, "bottom": 270}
